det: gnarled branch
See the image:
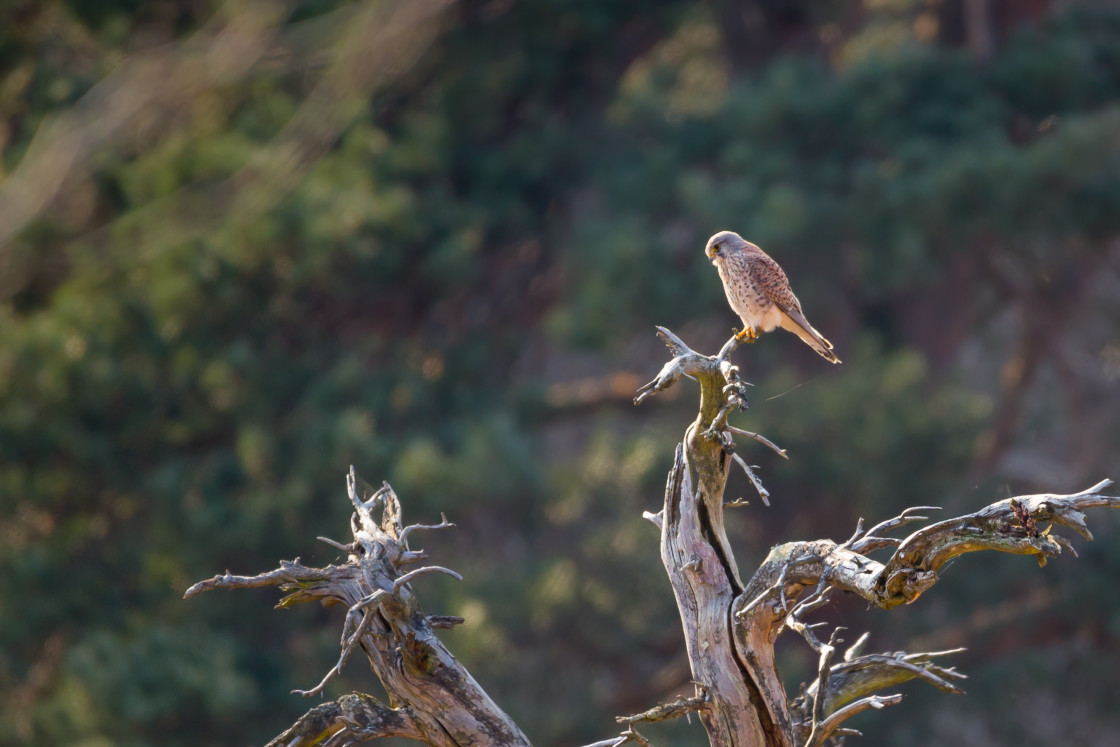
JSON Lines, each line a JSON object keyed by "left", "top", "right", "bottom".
{"left": 634, "top": 326, "right": 1118, "bottom": 747}
{"left": 187, "top": 466, "right": 530, "bottom": 747}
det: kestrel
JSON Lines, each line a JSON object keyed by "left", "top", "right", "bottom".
{"left": 705, "top": 231, "right": 841, "bottom": 364}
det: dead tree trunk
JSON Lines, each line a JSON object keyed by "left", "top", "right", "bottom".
{"left": 632, "top": 327, "right": 1118, "bottom": 746}
{"left": 185, "top": 326, "right": 1119, "bottom": 746}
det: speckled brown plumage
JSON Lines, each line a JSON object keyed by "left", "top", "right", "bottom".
{"left": 705, "top": 230, "right": 841, "bottom": 364}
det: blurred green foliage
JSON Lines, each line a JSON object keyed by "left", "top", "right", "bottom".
{"left": 2, "top": 1, "right": 1119, "bottom": 745}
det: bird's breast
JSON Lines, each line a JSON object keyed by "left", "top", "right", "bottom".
{"left": 718, "top": 259, "right": 780, "bottom": 330}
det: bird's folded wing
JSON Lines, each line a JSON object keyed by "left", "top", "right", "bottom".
{"left": 747, "top": 252, "right": 802, "bottom": 315}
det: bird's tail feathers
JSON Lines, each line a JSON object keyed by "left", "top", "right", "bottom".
{"left": 781, "top": 311, "right": 841, "bottom": 364}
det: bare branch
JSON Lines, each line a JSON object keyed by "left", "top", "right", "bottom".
{"left": 804, "top": 646, "right": 966, "bottom": 718}
{"left": 293, "top": 590, "right": 391, "bottom": 697}
{"left": 725, "top": 425, "right": 788, "bottom": 459}
{"left": 393, "top": 564, "right": 462, "bottom": 592}
{"left": 635, "top": 329, "right": 748, "bottom": 414}
{"left": 745, "top": 481, "right": 1120, "bottom": 614}
{"left": 851, "top": 506, "right": 941, "bottom": 554}
{"left": 183, "top": 559, "right": 346, "bottom": 600}
{"left": 655, "top": 325, "right": 694, "bottom": 358}
{"left": 265, "top": 693, "right": 423, "bottom": 747}
{"left": 318, "top": 536, "right": 354, "bottom": 553}
{"left": 582, "top": 727, "right": 654, "bottom": 747}
{"left": 617, "top": 690, "right": 709, "bottom": 725}
{"left": 399, "top": 513, "right": 455, "bottom": 546}
{"left": 727, "top": 478, "right": 1118, "bottom": 746}
{"left": 783, "top": 583, "right": 845, "bottom": 746}
{"left": 874, "top": 481, "right": 1120, "bottom": 603}
{"left": 582, "top": 737, "right": 630, "bottom": 747}
{"left": 730, "top": 451, "right": 770, "bottom": 506}
{"left": 634, "top": 328, "right": 729, "bottom": 406}
{"left": 807, "top": 694, "right": 904, "bottom": 747}
{"left": 843, "top": 632, "right": 871, "bottom": 661}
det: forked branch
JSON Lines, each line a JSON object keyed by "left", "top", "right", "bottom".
{"left": 635, "top": 326, "right": 1118, "bottom": 747}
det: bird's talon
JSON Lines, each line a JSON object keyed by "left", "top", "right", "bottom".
{"left": 733, "top": 326, "right": 758, "bottom": 343}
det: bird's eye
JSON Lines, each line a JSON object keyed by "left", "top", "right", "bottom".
{"left": 713, "top": 243, "right": 720, "bottom": 251}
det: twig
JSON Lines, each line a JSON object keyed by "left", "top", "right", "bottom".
{"left": 183, "top": 559, "right": 335, "bottom": 599}
{"left": 348, "top": 467, "right": 390, "bottom": 512}
{"left": 581, "top": 727, "right": 653, "bottom": 747}
{"left": 616, "top": 690, "right": 708, "bottom": 725}
{"left": 655, "top": 325, "right": 692, "bottom": 357}
{"left": 730, "top": 451, "right": 770, "bottom": 506}
{"left": 291, "top": 566, "right": 460, "bottom": 697}
{"left": 841, "top": 518, "right": 865, "bottom": 549}
{"left": 393, "top": 565, "right": 462, "bottom": 592}
{"left": 399, "top": 513, "right": 454, "bottom": 546}
{"left": 725, "top": 424, "right": 788, "bottom": 459}
{"left": 633, "top": 328, "right": 700, "bottom": 405}
{"left": 807, "top": 694, "right": 904, "bottom": 746}
{"left": 398, "top": 550, "right": 430, "bottom": 564}
{"left": 850, "top": 506, "right": 941, "bottom": 554}
{"left": 843, "top": 632, "right": 871, "bottom": 661}
{"left": 783, "top": 582, "right": 843, "bottom": 745}
{"left": 804, "top": 647, "right": 967, "bottom": 717}
{"left": 710, "top": 428, "right": 772, "bottom": 506}
{"left": 736, "top": 555, "right": 820, "bottom": 622}
{"left": 293, "top": 590, "right": 391, "bottom": 697}
{"left": 318, "top": 535, "right": 354, "bottom": 553}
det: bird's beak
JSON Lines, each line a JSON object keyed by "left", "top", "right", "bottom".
{"left": 706, "top": 246, "right": 718, "bottom": 263}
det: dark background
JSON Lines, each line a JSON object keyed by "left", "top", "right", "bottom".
{"left": 1, "top": 0, "right": 1119, "bottom": 744}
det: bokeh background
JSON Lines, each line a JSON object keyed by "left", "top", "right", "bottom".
{"left": 2, "top": 0, "right": 1120, "bottom": 745}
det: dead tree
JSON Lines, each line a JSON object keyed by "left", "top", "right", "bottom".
{"left": 186, "top": 327, "right": 1119, "bottom": 746}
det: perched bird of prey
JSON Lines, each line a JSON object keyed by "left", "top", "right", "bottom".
{"left": 705, "top": 231, "right": 841, "bottom": 364}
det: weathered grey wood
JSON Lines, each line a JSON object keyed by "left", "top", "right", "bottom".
{"left": 635, "top": 327, "right": 1120, "bottom": 746}
{"left": 186, "top": 324, "right": 1118, "bottom": 747}
{"left": 185, "top": 468, "right": 530, "bottom": 747}
{"left": 638, "top": 328, "right": 793, "bottom": 746}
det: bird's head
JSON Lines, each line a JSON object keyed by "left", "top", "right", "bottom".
{"left": 705, "top": 230, "right": 745, "bottom": 264}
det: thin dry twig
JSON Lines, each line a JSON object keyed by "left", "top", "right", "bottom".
{"left": 730, "top": 451, "right": 770, "bottom": 506}
{"left": 293, "top": 589, "right": 391, "bottom": 697}
{"left": 807, "top": 694, "right": 903, "bottom": 747}
{"left": 616, "top": 690, "right": 709, "bottom": 725}
{"left": 582, "top": 727, "right": 653, "bottom": 747}
{"left": 399, "top": 513, "right": 454, "bottom": 546}
{"left": 850, "top": 506, "right": 941, "bottom": 554}
{"left": 725, "top": 424, "right": 788, "bottom": 459}
{"left": 318, "top": 535, "right": 354, "bottom": 552}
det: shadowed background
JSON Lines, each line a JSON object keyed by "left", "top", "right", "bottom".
{"left": 1, "top": 0, "right": 1119, "bottom": 745}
